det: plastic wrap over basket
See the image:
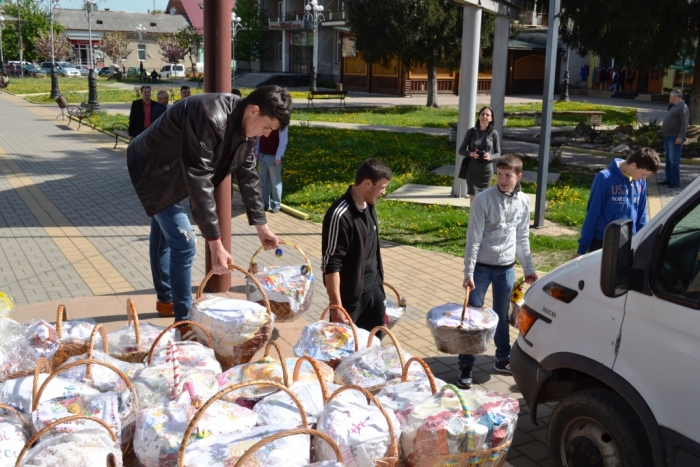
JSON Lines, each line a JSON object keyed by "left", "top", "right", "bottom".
{"left": 396, "top": 386, "right": 519, "bottom": 467}
{"left": 315, "top": 391, "right": 401, "bottom": 467}
{"left": 376, "top": 377, "right": 447, "bottom": 412}
{"left": 32, "top": 392, "right": 124, "bottom": 439}
{"left": 294, "top": 323, "right": 379, "bottom": 368}
{"left": 247, "top": 264, "right": 315, "bottom": 321}
{"left": 96, "top": 323, "right": 179, "bottom": 362}
{"left": 134, "top": 389, "right": 258, "bottom": 467}
{"left": 0, "top": 373, "right": 99, "bottom": 413}
{"left": 426, "top": 303, "right": 499, "bottom": 355}
{"left": 334, "top": 346, "right": 419, "bottom": 394}
{"left": 0, "top": 405, "right": 26, "bottom": 467}
{"left": 128, "top": 365, "right": 218, "bottom": 409}
{"left": 190, "top": 295, "right": 274, "bottom": 368}
{"left": 60, "top": 350, "right": 144, "bottom": 392}
{"left": 149, "top": 341, "right": 221, "bottom": 375}
{"left": 182, "top": 425, "right": 311, "bottom": 466}
{"left": 384, "top": 300, "right": 405, "bottom": 330}
{"left": 0, "top": 319, "right": 59, "bottom": 383}
{"left": 20, "top": 427, "right": 122, "bottom": 466}
{"left": 254, "top": 380, "right": 346, "bottom": 427}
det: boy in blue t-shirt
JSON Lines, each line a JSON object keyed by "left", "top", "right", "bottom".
{"left": 576, "top": 148, "right": 660, "bottom": 257}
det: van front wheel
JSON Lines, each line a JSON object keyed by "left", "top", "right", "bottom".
{"left": 547, "top": 389, "right": 653, "bottom": 467}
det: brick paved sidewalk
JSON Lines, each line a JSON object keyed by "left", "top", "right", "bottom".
{"left": 3, "top": 90, "right": 685, "bottom": 466}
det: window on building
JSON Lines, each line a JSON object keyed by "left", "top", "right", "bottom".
{"left": 278, "top": 34, "right": 283, "bottom": 62}
{"left": 278, "top": 1, "right": 283, "bottom": 19}
{"left": 138, "top": 44, "right": 146, "bottom": 61}
{"left": 96, "top": 20, "right": 103, "bottom": 24}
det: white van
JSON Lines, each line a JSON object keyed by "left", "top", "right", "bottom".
{"left": 160, "top": 63, "right": 185, "bottom": 78}
{"left": 511, "top": 177, "right": 700, "bottom": 466}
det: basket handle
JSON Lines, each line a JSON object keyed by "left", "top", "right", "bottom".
{"left": 292, "top": 356, "right": 330, "bottom": 403}
{"left": 178, "top": 380, "right": 309, "bottom": 466}
{"left": 319, "top": 304, "right": 359, "bottom": 352}
{"left": 168, "top": 341, "right": 180, "bottom": 399}
{"left": 15, "top": 415, "right": 118, "bottom": 467}
{"left": 367, "top": 326, "right": 405, "bottom": 369}
{"left": 326, "top": 385, "right": 398, "bottom": 460}
{"left": 55, "top": 305, "right": 67, "bottom": 339}
{"left": 438, "top": 384, "right": 471, "bottom": 419}
{"left": 459, "top": 288, "right": 471, "bottom": 328}
{"left": 248, "top": 240, "right": 313, "bottom": 276}
{"left": 401, "top": 357, "right": 438, "bottom": 394}
{"left": 196, "top": 264, "right": 272, "bottom": 314}
{"left": 126, "top": 298, "right": 142, "bottom": 346}
{"left": 32, "top": 358, "right": 139, "bottom": 414}
{"left": 383, "top": 282, "right": 402, "bottom": 306}
{"left": 106, "top": 453, "right": 118, "bottom": 467}
{"left": 0, "top": 403, "right": 26, "bottom": 431}
{"left": 234, "top": 428, "right": 342, "bottom": 467}
{"left": 147, "top": 320, "right": 214, "bottom": 364}
{"left": 263, "top": 341, "right": 290, "bottom": 387}
{"left": 86, "top": 324, "right": 109, "bottom": 379}
{"left": 32, "top": 357, "right": 52, "bottom": 405}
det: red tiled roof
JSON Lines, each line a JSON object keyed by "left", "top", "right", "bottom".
{"left": 180, "top": 0, "right": 236, "bottom": 32}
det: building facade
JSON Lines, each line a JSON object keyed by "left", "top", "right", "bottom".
{"left": 57, "top": 8, "right": 190, "bottom": 71}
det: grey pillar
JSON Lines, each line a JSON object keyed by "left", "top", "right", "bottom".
{"left": 490, "top": 15, "right": 509, "bottom": 139}
{"left": 452, "top": 5, "right": 482, "bottom": 198}
{"left": 533, "top": 0, "right": 561, "bottom": 227}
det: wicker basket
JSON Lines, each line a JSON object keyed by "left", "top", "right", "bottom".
{"left": 292, "top": 355, "right": 332, "bottom": 404}
{"left": 404, "top": 384, "right": 512, "bottom": 467}
{"left": 428, "top": 289, "right": 497, "bottom": 355}
{"left": 401, "top": 357, "right": 438, "bottom": 394}
{"left": 177, "top": 380, "right": 310, "bottom": 466}
{"left": 234, "top": 428, "right": 343, "bottom": 467}
{"left": 247, "top": 240, "right": 315, "bottom": 322}
{"left": 316, "top": 305, "right": 360, "bottom": 369}
{"left": 193, "top": 264, "right": 274, "bottom": 370}
{"left": 145, "top": 319, "right": 214, "bottom": 365}
{"left": 335, "top": 325, "right": 407, "bottom": 394}
{"left": 52, "top": 304, "right": 93, "bottom": 368}
{"left": 109, "top": 298, "right": 150, "bottom": 364}
{"left": 14, "top": 415, "right": 121, "bottom": 467}
{"left": 322, "top": 385, "right": 399, "bottom": 467}
{"left": 383, "top": 282, "right": 406, "bottom": 330}
{"left": 32, "top": 357, "right": 140, "bottom": 467}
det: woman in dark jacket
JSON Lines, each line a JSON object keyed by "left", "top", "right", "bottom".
{"left": 458, "top": 106, "right": 501, "bottom": 202}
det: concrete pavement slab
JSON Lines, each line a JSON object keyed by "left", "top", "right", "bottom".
{"left": 385, "top": 183, "right": 538, "bottom": 212}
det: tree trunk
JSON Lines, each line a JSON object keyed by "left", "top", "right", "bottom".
{"left": 426, "top": 60, "right": 439, "bottom": 108}
{"left": 689, "top": 38, "right": 700, "bottom": 125}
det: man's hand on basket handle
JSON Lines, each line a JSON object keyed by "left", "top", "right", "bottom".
{"left": 208, "top": 239, "right": 234, "bottom": 275}
{"left": 255, "top": 224, "right": 279, "bottom": 251}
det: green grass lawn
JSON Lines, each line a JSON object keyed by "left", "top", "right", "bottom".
{"left": 86, "top": 113, "right": 589, "bottom": 271}
{"left": 291, "top": 101, "right": 636, "bottom": 128}
{"left": 6, "top": 77, "right": 115, "bottom": 94}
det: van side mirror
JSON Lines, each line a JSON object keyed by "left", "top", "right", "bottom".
{"left": 600, "top": 219, "right": 633, "bottom": 298}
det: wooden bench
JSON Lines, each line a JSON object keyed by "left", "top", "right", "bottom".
{"left": 67, "top": 102, "right": 95, "bottom": 130}
{"left": 307, "top": 90, "right": 347, "bottom": 108}
{"left": 133, "top": 86, "right": 175, "bottom": 101}
{"left": 112, "top": 123, "right": 129, "bottom": 149}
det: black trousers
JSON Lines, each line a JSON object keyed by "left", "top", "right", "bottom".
{"left": 589, "top": 237, "right": 603, "bottom": 253}
{"left": 343, "top": 285, "right": 387, "bottom": 338}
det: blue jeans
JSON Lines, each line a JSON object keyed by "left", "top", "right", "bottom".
{"left": 258, "top": 154, "right": 283, "bottom": 210}
{"left": 663, "top": 136, "right": 684, "bottom": 187}
{"left": 458, "top": 265, "right": 515, "bottom": 368}
{"left": 149, "top": 203, "right": 197, "bottom": 321}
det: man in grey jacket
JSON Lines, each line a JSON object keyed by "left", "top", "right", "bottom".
{"left": 457, "top": 154, "right": 538, "bottom": 389}
{"left": 660, "top": 89, "right": 689, "bottom": 189}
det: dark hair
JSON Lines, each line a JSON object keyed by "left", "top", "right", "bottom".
{"left": 180, "top": 85, "right": 190, "bottom": 91}
{"left": 627, "top": 147, "right": 660, "bottom": 173}
{"left": 140, "top": 85, "right": 151, "bottom": 92}
{"left": 474, "top": 106, "right": 495, "bottom": 136}
{"left": 496, "top": 154, "right": 523, "bottom": 175}
{"left": 157, "top": 90, "right": 168, "bottom": 99}
{"left": 231, "top": 88, "right": 242, "bottom": 97}
{"left": 242, "top": 85, "right": 292, "bottom": 129}
{"left": 354, "top": 158, "right": 392, "bottom": 185}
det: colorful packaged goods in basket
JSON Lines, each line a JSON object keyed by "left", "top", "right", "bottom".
{"left": 397, "top": 385, "right": 519, "bottom": 467}
{"left": 426, "top": 302, "right": 499, "bottom": 355}
{"left": 0, "top": 318, "right": 60, "bottom": 383}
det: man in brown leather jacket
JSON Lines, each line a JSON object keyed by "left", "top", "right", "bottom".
{"left": 127, "top": 85, "right": 292, "bottom": 324}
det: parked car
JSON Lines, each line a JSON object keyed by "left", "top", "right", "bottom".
{"left": 75, "top": 65, "right": 91, "bottom": 77}
{"left": 511, "top": 177, "right": 700, "bottom": 466}
{"left": 160, "top": 63, "right": 185, "bottom": 78}
{"left": 98, "top": 66, "right": 111, "bottom": 76}
{"left": 127, "top": 67, "right": 141, "bottom": 78}
{"left": 23, "top": 63, "right": 45, "bottom": 77}
{"left": 39, "top": 62, "right": 81, "bottom": 77}
{"left": 185, "top": 64, "right": 204, "bottom": 78}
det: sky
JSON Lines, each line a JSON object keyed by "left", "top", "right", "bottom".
{"left": 57, "top": 0, "right": 169, "bottom": 14}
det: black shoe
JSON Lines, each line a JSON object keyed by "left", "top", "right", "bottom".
{"left": 456, "top": 366, "right": 473, "bottom": 389}
{"left": 659, "top": 181, "right": 672, "bottom": 186}
{"left": 494, "top": 359, "right": 512, "bottom": 374}
{"left": 669, "top": 185, "right": 680, "bottom": 189}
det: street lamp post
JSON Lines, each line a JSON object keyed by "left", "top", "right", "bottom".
{"left": 230, "top": 13, "right": 243, "bottom": 88}
{"left": 47, "top": 0, "right": 61, "bottom": 99}
{"left": 559, "top": 20, "right": 572, "bottom": 102}
{"left": 304, "top": 0, "right": 324, "bottom": 92}
{"left": 85, "top": 1, "right": 99, "bottom": 110}
{"left": 0, "top": 17, "right": 5, "bottom": 72}
{"left": 136, "top": 23, "right": 146, "bottom": 81}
